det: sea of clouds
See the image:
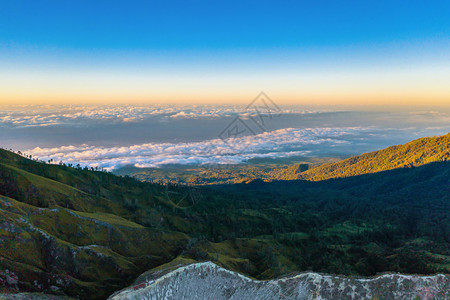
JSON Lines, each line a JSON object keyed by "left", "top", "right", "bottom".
{"left": 24, "top": 127, "right": 367, "bottom": 171}
{"left": 1, "top": 104, "right": 449, "bottom": 171}
{"left": 0, "top": 104, "right": 318, "bottom": 128}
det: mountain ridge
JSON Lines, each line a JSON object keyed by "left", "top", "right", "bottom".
{"left": 274, "top": 133, "right": 450, "bottom": 181}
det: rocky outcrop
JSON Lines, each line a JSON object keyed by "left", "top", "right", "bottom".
{"left": 109, "top": 262, "right": 450, "bottom": 300}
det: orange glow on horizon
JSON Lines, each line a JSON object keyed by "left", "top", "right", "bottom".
{"left": 1, "top": 63, "right": 449, "bottom": 106}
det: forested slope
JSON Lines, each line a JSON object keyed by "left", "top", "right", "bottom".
{"left": 274, "top": 133, "right": 449, "bottom": 181}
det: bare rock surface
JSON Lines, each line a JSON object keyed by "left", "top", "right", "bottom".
{"left": 108, "top": 262, "right": 449, "bottom": 299}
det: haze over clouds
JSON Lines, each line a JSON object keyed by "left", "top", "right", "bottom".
{"left": 0, "top": 104, "right": 320, "bottom": 128}
{"left": 1, "top": 104, "right": 449, "bottom": 128}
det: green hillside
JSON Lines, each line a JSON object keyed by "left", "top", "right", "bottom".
{"left": 274, "top": 133, "right": 450, "bottom": 181}
{"left": 0, "top": 135, "right": 449, "bottom": 299}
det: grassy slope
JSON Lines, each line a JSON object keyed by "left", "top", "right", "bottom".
{"left": 0, "top": 150, "right": 190, "bottom": 299}
{"left": 275, "top": 133, "right": 450, "bottom": 181}
{"left": 0, "top": 193, "right": 188, "bottom": 299}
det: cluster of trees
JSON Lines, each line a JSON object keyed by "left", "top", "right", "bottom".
{"left": 0, "top": 147, "right": 109, "bottom": 172}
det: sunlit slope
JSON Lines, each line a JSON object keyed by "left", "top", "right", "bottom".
{"left": 276, "top": 133, "right": 450, "bottom": 181}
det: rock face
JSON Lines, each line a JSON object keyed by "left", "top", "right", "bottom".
{"left": 109, "top": 262, "right": 449, "bottom": 300}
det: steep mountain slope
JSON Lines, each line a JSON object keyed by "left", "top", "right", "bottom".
{"left": 274, "top": 133, "right": 450, "bottom": 181}
{"left": 0, "top": 134, "right": 449, "bottom": 299}
{"left": 0, "top": 194, "right": 187, "bottom": 299}
{"left": 0, "top": 150, "right": 190, "bottom": 298}
{"left": 109, "top": 262, "right": 450, "bottom": 300}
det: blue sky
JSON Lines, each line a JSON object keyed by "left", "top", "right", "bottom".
{"left": 2, "top": 1, "right": 448, "bottom": 50}
{"left": 0, "top": 1, "right": 449, "bottom": 105}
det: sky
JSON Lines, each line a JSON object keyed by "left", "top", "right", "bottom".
{"left": 0, "top": 1, "right": 449, "bottom": 105}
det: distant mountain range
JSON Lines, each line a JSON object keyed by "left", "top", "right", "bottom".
{"left": 0, "top": 133, "right": 448, "bottom": 299}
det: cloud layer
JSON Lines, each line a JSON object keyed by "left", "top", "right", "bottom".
{"left": 3, "top": 105, "right": 449, "bottom": 171}
{"left": 0, "top": 104, "right": 320, "bottom": 128}
{"left": 25, "top": 127, "right": 368, "bottom": 170}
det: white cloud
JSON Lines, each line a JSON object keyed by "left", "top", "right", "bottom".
{"left": 24, "top": 127, "right": 368, "bottom": 171}
{"left": 0, "top": 104, "right": 321, "bottom": 128}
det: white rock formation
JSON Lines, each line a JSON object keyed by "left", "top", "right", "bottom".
{"left": 108, "top": 262, "right": 449, "bottom": 300}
